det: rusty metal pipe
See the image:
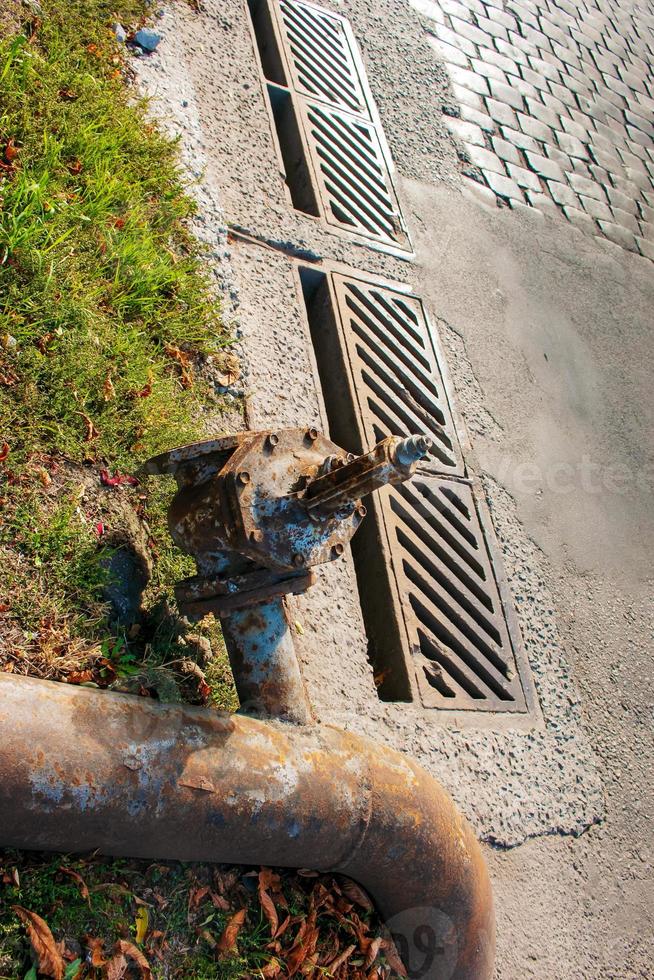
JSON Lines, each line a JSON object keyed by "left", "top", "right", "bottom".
{"left": 0, "top": 674, "right": 494, "bottom": 979}
{"left": 221, "top": 597, "right": 313, "bottom": 725}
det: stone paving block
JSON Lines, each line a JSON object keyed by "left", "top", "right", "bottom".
{"left": 484, "top": 168, "right": 524, "bottom": 201}
{"left": 625, "top": 166, "right": 651, "bottom": 190}
{"left": 541, "top": 91, "right": 568, "bottom": 117}
{"left": 625, "top": 110, "right": 654, "bottom": 139}
{"left": 495, "top": 37, "right": 530, "bottom": 66}
{"left": 464, "top": 142, "right": 506, "bottom": 174}
{"left": 452, "top": 83, "right": 484, "bottom": 111}
{"left": 429, "top": 37, "right": 470, "bottom": 69}
{"left": 472, "top": 58, "right": 507, "bottom": 83}
{"left": 480, "top": 47, "right": 516, "bottom": 74}
{"left": 434, "top": 22, "right": 477, "bottom": 57}
{"left": 547, "top": 179, "right": 578, "bottom": 207}
{"left": 639, "top": 220, "right": 654, "bottom": 243}
{"left": 610, "top": 207, "right": 640, "bottom": 234}
{"left": 525, "top": 188, "right": 560, "bottom": 214}
{"left": 507, "top": 161, "right": 542, "bottom": 191}
{"left": 579, "top": 195, "right": 613, "bottom": 221}
{"left": 502, "top": 124, "right": 539, "bottom": 153}
{"left": 528, "top": 55, "right": 561, "bottom": 82}
{"left": 486, "top": 97, "right": 518, "bottom": 127}
{"left": 525, "top": 150, "right": 565, "bottom": 182}
{"left": 459, "top": 104, "right": 496, "bottom": 132}
{"left": 492, "top": 135, "right": 521, "bottom": 164}
{"left": 488, "top": 78, "right": 524, "bottom": 110}
{"left": 507, "top": 28, "right": 539, "bottom": 58}
{"left": 607, "top": 187, "right": 638, "bottom": 214}
{"left": 544, "top": 145, "right": 572, "bottom": 172}
{"left": 449, "top": 16, "right": 489, "bottom": 50}
{"left": 627, "top": 126, "right": 651, "bottom": 149}
{"left": 569, "top": 157, "right": 591, "bottom": 177}
{"left": 635, "top": 236, "right": 654, "bottom": 260}
{"left": 567, "top": 171, "right": 607, "bottom": 201}
{"left": 548, "top": 79, "right": 578, "bottom": 109}
{"left": 516, "top": 112, "right": 552, "bottom": 144}
{"left": 560, "top": 115, "right": 589, "bottom": 142}
{"left": 444, "top": 115, "right": 487, "bottom": 146}
{"left": 448, "top": 64, "right": 490, "bottom": 96}
{"left": 475, "top": 14, "right": 508, "bottom": 42}
{"left": 509, "top": 73, "right": 540, "bottom": 100}
{"left": 525, "top": 97, "right": 559, "bottom": 129}
{"left": 597, "top": 220, "right": 638, "bottom": 251}
{"left": 562, "top": 205, "right": 597, "bottom": 234}
{"left": 555, "top": 130, "right": 588, "bottom": 159}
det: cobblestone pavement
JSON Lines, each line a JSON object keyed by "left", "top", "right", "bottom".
{"left": 411, "top": 0, "right": 654, "bottom": 259}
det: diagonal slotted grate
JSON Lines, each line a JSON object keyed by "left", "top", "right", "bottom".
{"left": 300, "top": 101, "right": 407, "bottom": 246}
{"left": 247, "top": 0, "right": 410, "bottom": 250}
{"left": 277, "top": 0, "right": 369, "bottom": 117}
{"left": 300, "top": 266, "right": 536, "bottom": 717}
{"left": 331, "top": 273, "right": 463, "bottom": 475}
{"left": 386, "top": 477, "right": 526, "bottom": 711}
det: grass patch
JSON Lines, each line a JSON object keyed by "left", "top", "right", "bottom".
{"left": 0, "top": 853, "right": 400, "bottom": 978}
{"left": 0, "top": 0, "right": 238, "bottom": 704}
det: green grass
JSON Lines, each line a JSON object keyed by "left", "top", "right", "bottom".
{"left": 0, "top": 0, "right": 238, "bottom": 707}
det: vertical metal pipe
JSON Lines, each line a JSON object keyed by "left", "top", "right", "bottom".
{"left": 221, "top": 597, "right": 313, "bottom": 724}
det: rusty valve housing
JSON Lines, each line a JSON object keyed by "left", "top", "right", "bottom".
{"left": 144, "top": 428, "right": 432, "bottom": 619}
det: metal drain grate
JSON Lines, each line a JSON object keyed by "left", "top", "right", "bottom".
{"left": 277, "top": 0, "right": 369, "bottom": 117}
{"left": 247, "top": 0, "right": 410, "bottom": 252}
{"left": 386, "top": 477, "right": 526, "bottom": 711}
{"left": 300, "top": 266, "right": 536, "bottom": 717}
{"left": 330, "top": 273, "right": 462, "bottom": 474}
{"left": 299, "top": 102, "right": 407, "bottom": 246}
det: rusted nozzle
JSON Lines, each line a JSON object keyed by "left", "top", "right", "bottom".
{"left": 305, "top": 434, "right": 431, "bottom": 515}
{"left": 393, "top": 434, "right": 432, "bottom": 467}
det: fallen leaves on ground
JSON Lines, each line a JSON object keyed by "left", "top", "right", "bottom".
{"left": 58, "top": 866, "right": 90, "bottom": 905}
{"left": 12, "top": 905, "right": 65, "bottom": 979}
{"left": 103, "top": 939, "right": 152, "bottom": 979}
{"left": 216, "top": 907, "right": 247, "bottom": 956}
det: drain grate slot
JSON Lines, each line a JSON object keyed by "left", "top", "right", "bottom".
{"left": 247, "top": 0, "right": 410, "bottom": 251}
{"left": 300, "top": 267, "right": 536, "bottom": 716}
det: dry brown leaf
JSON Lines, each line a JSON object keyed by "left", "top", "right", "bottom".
{"left": 103, "top": 949, "right": 127, "bottom": 980}
{"left": 216, "top": 907, "right": 247, "bottom": 956}
{"left": 59, "top": 866, "right": 90, "bottom": 905}
{"left": 188, "top": 884, "right": 210, "bottom": 910}
{"left": 258, "top": 870, "right": 279, "bottom": 938}
{"left": 364, "top": 936, "right": 382, "bottom": 969}
{"left": 340, "top": 879, "right": 374, "bottom": 912}
{"left": 103, "top": 372, "right": 116, "bottom": 401}
{"left": 114, "top": 940, "right": 151, "bottom": 978}
{"left": 80, "top": 413, "right": 99, "bottom": 442}
{"left": 209, "top": 890, "right": 230, "bottom": 911}
{"left": 0, "top": 442, "right": 9, "bottom": 463}
{"left": 327, "top": 944, "right": 357, "bottom": 973}
{"left": 381, "top": 937, "right": 408, "bottom": 977}
{"left": 12, "top": 906, "right": 64, "bottom": 979}
{"left": 85, "top": 935, "right": 106, "bottom": 967}
{"left": 261, "top": 957, "right": 281, "bottom": 977}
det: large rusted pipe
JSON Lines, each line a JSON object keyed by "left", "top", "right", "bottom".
{"left": 0, "top": 674, "right": 494, "bottom": 979}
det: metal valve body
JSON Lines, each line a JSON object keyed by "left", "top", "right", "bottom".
{"left": 144, "top": 428, "right": 431, "bottom": 721}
